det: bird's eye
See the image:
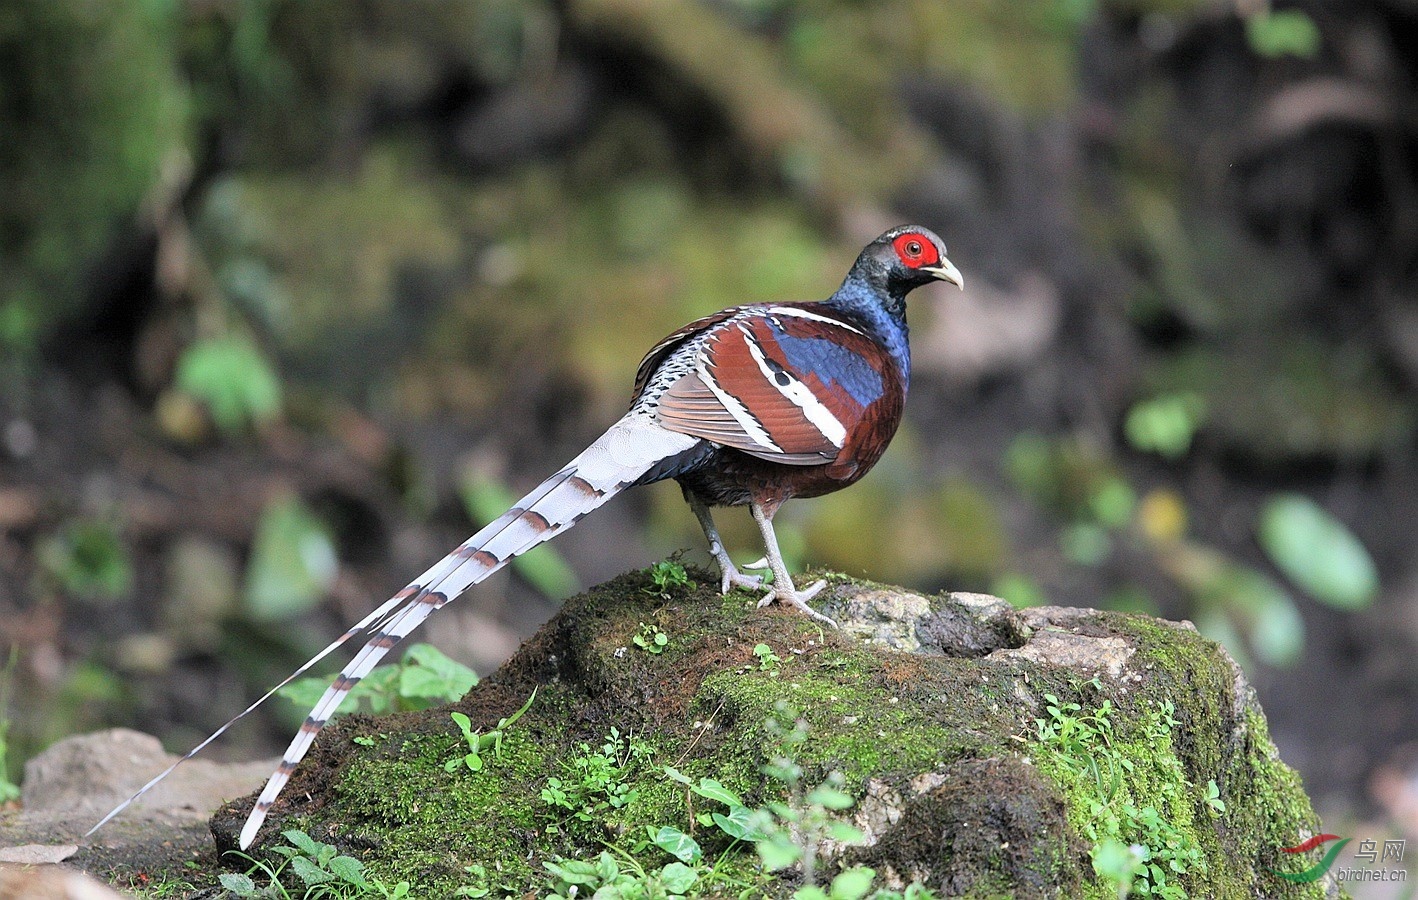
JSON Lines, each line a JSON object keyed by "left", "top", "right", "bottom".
{"left": 891, "top": 231, "right": 939, "bottom": 267}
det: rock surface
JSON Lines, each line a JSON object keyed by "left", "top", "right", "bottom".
{"left": 196, "top": 569, "right": 1338, "bottom": 899}
{"left": 0, "top": 729, "right": 276, "bottom": 891}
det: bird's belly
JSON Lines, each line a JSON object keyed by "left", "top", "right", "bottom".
{"left": 675, "top": 435, "right": 891, "bottom": 509}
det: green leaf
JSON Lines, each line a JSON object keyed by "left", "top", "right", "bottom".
{"left": 244, "top": 495, "right": 338, "bottom": 621}
{"left": 175, "top": 335, "right": 282, "bottom": 432}
{"left": 806, "top": 783, "right": 855, "bottom": 810}
{"left": 398, "top": 665, "right": 453, "bottom": 701}
{"left": 659, "top": 862, "right": 698, "bottom": 893}
{"left": 290, "top": 856, "right": 332, "bottom": 886}
{"left": 543, "top": 859, "right": 600, "bottom": 886}
{"left": 827, "top": 821, "right": 866, "bottom": 844}
{"left": 1246, "top": 9, "right": 1321, "bottom": 59}
{"left": 280, "top": 673, "right": 349, "bottom": 713}
{"left": 793, "top": 889, "right": 829, "bottom": 900}
{"left": 1093, "top": 839, "right": 1142, "bottom": 886}
{"left": 1124, "top": 393, "right": 1206, "bottom": 460}
{"left": 712, "top": 805, "right": 766, "bottom": 841}
{"left": 282, "top": 829, "right": 323, "bottom": 857}
{"left": 829, "top": 867, "right": 876, "bottom": 900}
{"left": 218, "top": 873, "right": 256, "bottom": 896}
{"left": 693, "top": 777, "right": 743, "bottom": 807}
{"left": 328, "top": 855, "right": 369, "bottom": 887}
{"left": 757, "top": 834, "right": 802, "bottom": 870}
{"left": 661, "top": 765, "right": 692, "bottom": 786}
{"left": 596, "top": 851, "right": 619, "bottom": 882}
{"left": 402, "top": 644, "right": 478, "bottom": 698}
{"left": 1258, "top": 493, "right": 1378, "bottom": 610}
{"left": 650, "top": 825, "right": 703, "bottom": 864}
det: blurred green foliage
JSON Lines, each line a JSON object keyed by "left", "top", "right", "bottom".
{"left": 0, "top": 0, "right": 187, "bottom": 346}
{"left": 1002, "top": 426, "right": 1380, "bottom": 669}
{"left": 175, "top": 336, "right": 283, "bottom": 433}
{"left": 1125, "top": 393, "right": 1206, "bottom": 461}
{"left": 244, "top": 495, "right": 339, "bottom": 622}
{"left": 1258, "top": 494, "right": 1378, "bottom": 611}
{"left": 37, "top": 518, "right": 134, "bottom": 602}
{"left": 1245, "top": 9, "right": 1321, "bottom": 59}
{"left": 0, "top": 648, "right": 21, "bottom": 802}
{"left": 279, "top": 643, "right": 478, "bottom": 718}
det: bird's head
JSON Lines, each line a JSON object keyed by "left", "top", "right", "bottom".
{"left": 854, "top": 225, "right": 964, "bottom": 296}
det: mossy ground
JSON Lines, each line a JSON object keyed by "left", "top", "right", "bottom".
{"left": 191, "top": 567, "right": 1335, "bottom": 898}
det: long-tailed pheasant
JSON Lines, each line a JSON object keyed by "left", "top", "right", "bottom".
{"left": 89, "top": 225, "right": 962, "bottom": 850}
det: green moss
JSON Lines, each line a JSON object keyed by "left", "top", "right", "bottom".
{"left": 210, "top": 569, "right": 1333, "bottom": 898}
{"left": 1021, "top": 612, "right": 1336, "bottom": 898}
{"left": 1, "top": 0, "right": 189, "bottom": 342}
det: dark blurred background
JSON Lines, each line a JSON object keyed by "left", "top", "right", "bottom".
{"left": 2, "top": 0, "right": 1416, "bottom": 884}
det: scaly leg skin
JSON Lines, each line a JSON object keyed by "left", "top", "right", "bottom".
{"left": 687, "top": 492, "right": 764, "bottom": 594}
{"left": 749, "top": 500, "right": 838, "bottom": 628}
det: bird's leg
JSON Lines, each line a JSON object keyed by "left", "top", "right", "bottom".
{"left": 686, "top": 492, "right": 763, "bottom": 594}
{"left": 749, "top": 500, "right": 837, "bottom": 628}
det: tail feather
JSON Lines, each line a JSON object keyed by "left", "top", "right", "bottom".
{"left": 85, "top": 415, "right": 698, "bottom": 849}
{"left": 234, "top": 416, "right": 698, "bottom": 849}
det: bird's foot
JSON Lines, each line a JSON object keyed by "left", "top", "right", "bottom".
{"left": 756, "top": 580, "right": 837, "bottom": 628}
{"left": 711, "top": 554, "right": 765, "bottom": 594}
{"left": 719, "top": 566, "right": 765, "bottom": 594}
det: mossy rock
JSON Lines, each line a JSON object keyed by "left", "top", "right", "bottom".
{"left": 212, "top": 569, "right": 1340, "bottom": 898}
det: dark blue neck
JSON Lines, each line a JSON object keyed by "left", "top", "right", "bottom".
{"left": 826, "top": 273, "right": 912, "bottom": 387}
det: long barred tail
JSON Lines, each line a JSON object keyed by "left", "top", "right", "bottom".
{"left": 86, "top": 415, "right": 700, "bottom": 849}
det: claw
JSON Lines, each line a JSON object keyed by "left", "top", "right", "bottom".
{"left": 756, "top": 581, "right": 837, "bottom": 628}
{"left": 744, "top": 557, "right": 769, "bottom": 571}
{"left": 719, "top": 566, "right": 764, "bottom": 594}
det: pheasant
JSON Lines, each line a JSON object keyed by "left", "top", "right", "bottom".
{"left": 88, "top": 225, "right": 962, "bottom": 850}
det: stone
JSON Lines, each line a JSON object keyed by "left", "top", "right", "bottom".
{"left": 195, "top": 569, "right": 1335, "bottom": 898}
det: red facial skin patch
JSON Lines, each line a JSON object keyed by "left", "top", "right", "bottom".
{"left": 891, "top": 233, "right": 940, "bottom": 268}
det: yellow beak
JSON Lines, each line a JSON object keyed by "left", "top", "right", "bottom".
{"left": 925, "top": 258, "right": 964, "bottom": 291}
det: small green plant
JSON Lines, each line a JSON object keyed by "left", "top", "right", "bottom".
{"left": 37, "top": 517, "right": 133, "bottom": 601}
{"left": 634, "top": 622, "right": 671, "bottom": 654}
{"left": 444, "top": 688, "right": 537, "bottom": 773}
{"left": 1203, "top": 779, "right": 1225, "bottom": 815}
{"left": 666, "top": 706, "right": 937, "bottom": 899}
{"left": 175, "top": 335, "right": 282, "bottom": 433}
{"left": 753, "top": 706, "right": 866, "bottom": 888}
{"left": 753, "top": 643, "right": 781, "bottom": 673}
{"left": 540, "top": 727, "right": 653, "bottom": 826}
{"left": 543, "top": 850, "right": 700, "bottom": 900}
{"left": 646, "top": 559, "right": 692, "bottom": 600}
{"left": 1031, "top": 686, "right": 1208, "bottom": 899}
{"left": 221, "top": 828, "right": 410, "bottom": 899}
{"left": 280, "top": 643, "right": 478, "bottom": 718}
{"left": 1124, "top": 393, "right": 1206, "bottom": 461}
{"left": 453, "top": 863, "right": 523, "bottom": 898}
